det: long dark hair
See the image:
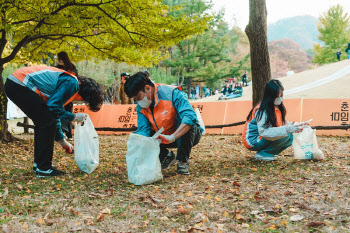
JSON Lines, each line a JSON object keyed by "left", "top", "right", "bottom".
{"left": 57, "top": 51, "right": 76, "bottom": 73}
{"left": 246, "top": 79, "right": 286, "bottom": 127}
{"left": 77, "top": 76, "right": 104, "bottom": 112}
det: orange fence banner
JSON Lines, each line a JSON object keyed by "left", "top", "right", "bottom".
{"left": 74, "top": 99, "right": 350, "bottom": 136}
{"left": 302, "top": 99, "right": 350, "bottom": 136}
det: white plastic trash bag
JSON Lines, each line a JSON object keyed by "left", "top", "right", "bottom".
{"left": 195, "top": 108, "right": 206, "bottom": 135}
{"left": 126, "top": 129, "right": 164, "bottom": 185}
{"left": 74, "top": 115, "right": 99, "bottom": 173}
{"left": 292, "top": 126, "right": 324, "bottom": 160}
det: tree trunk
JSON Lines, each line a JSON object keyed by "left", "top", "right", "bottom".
{"left": 0, "top": 65, "right": 13, "bottom": 142}
{"left": 245, "top": 0, "right": 271, "bottom": 106}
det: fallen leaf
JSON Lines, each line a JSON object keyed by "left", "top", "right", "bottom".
{"left": 96, "top": 213, "right": 105, "bottom": 222}
{"left": 44, "top": 218, "right": 56, "bottom": 226}
{"left": 233, "top": 181, "right": 240, "bottom": 186}
{"left": 2, "top": 188, "right": 8, "bottom": 199}
{"left": 214, "top": 196, "right": 221, "bottom": 202}
{"left": 160, "top": 216, "right": 169, "bottom": 221}
{"left": 36, "top": 216, "right": 44, "bottom": 226}
{"left": 289, "top": 208, "right": 299, "bottom": 213}
{"left": 142, "top": 220, "right": 150, "bottom": 227}
{"left": 195, "top": 222, "right": 202, "bottom": 227}
{"left": 269, "top": 225, "right": 277, "bottom": 230}
{"left": 242, "top": 223, "right": 249, "bottom": 228}
{"left": 281, "top": 220, "right": 288, "bottom": 226}
{"left": 178, "top": 209, "right": 190, "bottom": 214}
{"left": 1, "top": 225, "right": 11, "bottom": 233}
{"left": 223, "top": 211, "right": 229, "bottom": 217}
{"left": 306, "top": 222, "right": 325, "bottom": 227}
{"left": 101, "top": 208, "right": 111, "bottom": 215}
{"left": 187, "top": 191, "right": 193, "bottom": 197}
{"left": 84, "top": 219, "right": 93, "bottom": 226}
{"left": 236, "top": 214, "right": 244, "bottom": 220}
{"left": 290, "top": 215, "right": 304, "bottom": 221}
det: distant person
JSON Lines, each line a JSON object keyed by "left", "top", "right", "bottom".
{"left": 242, "top": 71, "right": 248, "bottom": 86}
{"left": 56, "top": 51, "right": 78, "bottom": 140}
{"left": 119, "top": 72, "right": 133, "bottom": 104}
{"left": 190, "top": 86, "right": 196, "bottom": 99}
{"left": 242, "top": 79, "right": 309, "bottom": 161}
{"left": 195, "top": 84, "right": 200, "bottom": 98}
{"left": 203, "top": 86, "right": 210, "bottom": 98}
{"left": 56, "top": 51, "right": 78, "bottom": 76}
{"left": 218, "top": 83, "right": 233, "bottom": 100}
{"left": 336, "top": 49, "right": 342, "bottom": 61}
{"left": 226, "top": 83, "right": 243, "bottom": 99}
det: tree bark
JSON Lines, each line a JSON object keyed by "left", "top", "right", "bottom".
{"left": 0, "top": 64, "right": 13, "bottom": 142}
{"left": 245, "top": 0, "right": 271, "bottom": 106}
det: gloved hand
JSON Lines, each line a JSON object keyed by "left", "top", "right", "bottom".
{"left": 286, "top": 123, "right": 304, "bottom": 133}
{"left": 74, "top": 113, "right": 88, "bottom": 123}
{"left": 156, "top": 134, "right": 176, "bottom": 144}
{"left": 59, "top": 139, "right": 74, "bottom": 154}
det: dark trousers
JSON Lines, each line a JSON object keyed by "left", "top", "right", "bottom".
{"left": 5, "top": 79, "right": 57, "bottom": 170}
{"left": 61, "top": 103, "right": 73, "bottom": 138}
{"left": 159, "top": 124, "right": 202, "bottom": 163}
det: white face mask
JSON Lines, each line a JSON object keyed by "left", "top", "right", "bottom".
{"left": 274, "top": 97, "right": 283, "bottom": 105}
{"left": 138, "top": 94, "right": 152, "bottom": 108}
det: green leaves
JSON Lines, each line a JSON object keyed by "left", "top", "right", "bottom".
{"left": 313, "top": 4, "right": 350, "bottom": 65}
{"left": 0, "top": 0, "right": 211, "bottom": 67}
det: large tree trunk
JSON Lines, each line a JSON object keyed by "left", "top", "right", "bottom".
{"left": 0, "top": 65, "right": 13, "bottom": 142}
{"left": 245, "top": 0, "right": 271, "bottom": 106}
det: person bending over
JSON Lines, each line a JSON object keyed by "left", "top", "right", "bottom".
{"left": 5, "top": 65, "right": 104, "bottom": 177}
{"left": 242, "top": 79, "right": 308, "bottom": 161}
{"left": 124, "top": 72, "right": 202, "bottom": 175}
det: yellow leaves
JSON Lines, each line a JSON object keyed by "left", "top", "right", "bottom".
{"left": 36, "top": 216, "right": 44, "bottom": 226}
{"left": 222, "top": 211, "right": 229, "bottom": 218}
{"left": 252, "top": 167, "right": 257, "bottom": 172}
{"left": 214, "top": 196, "right": 221, "bottom": 202}
{"left": 142, "top": 220, "right": 150, "bottom": 227}
{"left": 96, "top": 213, "right": 105, "bottom": 222}
{"left": 281, "top": 220, "right": 288, "bottom": 226}
{"left": 187, "top": 191, "right": 193, "bottom": 197}
{"left": 235, "top": 214, "right": 244, "bottom": 220}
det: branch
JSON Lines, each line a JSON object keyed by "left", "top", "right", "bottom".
{"left": 0, "top": 29, "right": 7, "bottom": 58}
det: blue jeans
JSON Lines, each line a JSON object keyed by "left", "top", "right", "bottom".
{"left": 248, "top": 133, "right": 293, "bottom": 157}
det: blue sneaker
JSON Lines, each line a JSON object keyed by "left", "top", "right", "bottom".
{"left": 254, "top": 153, "right": 278, "bottom": 161}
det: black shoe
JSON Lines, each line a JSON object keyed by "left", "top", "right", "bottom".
{"left": 177, "top": 162, "right": 189, "bottom": 175}
{"left": 161, "top": 151, "right": 178, "bottom": 170}
{"left": 36, "top": 168, "right": 66, "bottom": 177}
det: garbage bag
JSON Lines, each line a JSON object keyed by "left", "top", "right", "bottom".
{"left": 126, "top": 129, "right": 164, "bottom": 185}
{"left": 74, "top": 115, "right": 99, "bottom": 173}
{"left": 292, "top": 126, "right": 324, "bottom": 160}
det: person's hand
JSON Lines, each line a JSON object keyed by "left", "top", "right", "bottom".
{"left": 59, "top": 139, "right": 74, "bottom": 154}
{"left": 74, "top": 113, "right": 88, "bottom": 123}
{"left": 156, "top": 134, "right": 176, "bottom": 144}
{"left": 286, "top": 124, "right": 304, "bottom": 133}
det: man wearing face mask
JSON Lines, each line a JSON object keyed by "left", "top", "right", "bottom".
{"left": 124, "top": 72, "right": 203, "bottom": 175}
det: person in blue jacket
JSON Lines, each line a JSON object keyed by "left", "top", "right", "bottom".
{"left": 5, "top": 65, "right": 104, "bottom": 177}
{"left": 124, "top": 72, "right": 202, "bottom": 175}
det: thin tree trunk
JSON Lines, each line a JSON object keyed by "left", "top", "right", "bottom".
{"left": 0, "top": 65, "right": 14, "bottom": 142}
{"left": 245, "top": 0, "right": 271, "bottom": 106}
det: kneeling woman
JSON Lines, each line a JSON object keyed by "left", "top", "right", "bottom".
{"left": 5, "top": 65, "right": 104, "bottom": 177}
{"left": 242, "top": 80, "right": 306, "bottom": 160}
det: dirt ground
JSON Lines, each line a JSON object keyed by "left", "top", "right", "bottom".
{"left": 1, "top": 134, "right": 350, "bottom": 232}
{"left": 191, "top": 59, "right": 350, "bottom": 102}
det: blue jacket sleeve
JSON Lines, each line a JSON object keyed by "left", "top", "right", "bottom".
{"left": 47, "top": 75, "right": 79, "bottom": 142}
{"left": 46, "top": 75, "right": 78, "bottom": 121}
{"left": 172, "top": 89, "right": 197, "bottom": 127}
{"left": 134, "top": 105, "right": 152, "bottom": 137}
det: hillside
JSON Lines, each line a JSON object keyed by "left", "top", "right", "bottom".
{"left": 191, "top": 59, "right": 350, "bottom": 102}
{"left": 267, "top": 15, "right": 319, "bottom": 50}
